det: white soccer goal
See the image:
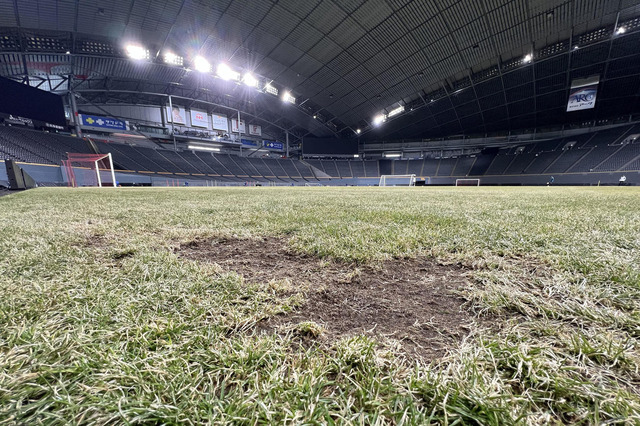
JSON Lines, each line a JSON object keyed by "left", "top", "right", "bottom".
{"left": 304, "top": 182, "right": 323, "bottom": 186}
{"left": 63, "top": 153, "right": 117, "bottom": 187}
{"left": 455, "top": 178, "right": 480, "bottom": 186}
{"left": 379, "top": 174, "right": 416, "bottom": 186}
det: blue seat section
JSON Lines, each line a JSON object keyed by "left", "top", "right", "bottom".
{"left": 524, "top": 151, "right": 559, "bottom": 174}
{"left": 485, "top": 152, "right": 514, "bottom": 175}
{"left": 363, "top": 161, "right": 378, "bottom": 177}
{"left": 335, "top": 161, "right": 352, "bottom": 177}
{"left": 452, "top": 157, "right": 475, "bottom": 176}
{"left": 1, "top": 125, "right": 638, "bottom": 184}
{"left": 504, "top": 153, "right": 536, "bottom": 174}
{"left": 595, "top": 143, "right": 640, "bottom": 171}
{"left": 407, "top": 160, "right": 423, "bottom": 176}
{"left": 568, "top": 146, "right": 622, "bottom": 172}
{"left": 0, "top": 125, "right": 93, "bottom": 164}
{"left": 545, "top": 149, "right": 590, "bottom": 174}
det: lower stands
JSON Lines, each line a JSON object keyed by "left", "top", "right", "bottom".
{"left": 1, "top": 123, "right": 639, "bottom": 187}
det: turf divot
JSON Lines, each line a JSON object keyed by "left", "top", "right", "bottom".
{"left": 180, "top": 236, "right": 480, "bottom": 360}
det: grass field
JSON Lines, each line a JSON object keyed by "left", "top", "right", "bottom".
{"left": 1, "top": 186, "right": 639, "bottom": 424}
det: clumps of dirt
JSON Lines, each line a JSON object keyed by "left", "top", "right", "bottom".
{"left": 179, "top": 236, "right": 480, "bottom": 361}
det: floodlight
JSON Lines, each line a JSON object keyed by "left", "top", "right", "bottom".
{"left": 385, "top": 153, "right": 401, "bottom": 158}
{"left": 356, "top": 128, "right": 361, "bottom": 134}
{"left": 188, "top": 144, "right": 220, "bottom": 152}
{"left": 217, "top": 63, "right": 240, "bottom": 81}
{"left": 126, "top": 44, "right": 148, "bottom": 60}
{"left": 373, "top": 114, "right": 386, "bottom": 126}
{"left": 193, "top": 56, "right": 211, "bottom": 73}
{"left": 388, "top": 105, "right": 404, "bottom": 117}
{"left": 264, "top": 82, "right": 278, "bottom": 96}
{"left": 164, "top": 52, "right": 183, "bottom": 66}
{"left": 243, "top": 73, "right": 259, "bottom": 88}
{"left": 65, "top": 51, "right": 70, "bottom": 55}
{"left": 523, "top": 53, "right": 533, "bottom": 63}
{"left": 282, "top": 91, "right": 296, "bottom": 104}
{"left": 616, "top": 26, "right": 626, "bottom": 35}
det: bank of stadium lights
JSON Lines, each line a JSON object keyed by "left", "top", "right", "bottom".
{"left": 387, "top": 105, "right": 404, "bottom": 118}
{"left": 523, "top": 53, "right": 533, "bottom": 63}
{"left": 125, "top": 44, "right": 149, "bottom": 60}
{"left": 616, "top": 26, "right": 626, "bottom": 35}
{"left": 372, "top": 114, "right": 387, "bottom": 126}
{"left": 264, "top": 82, "right": 278, "bottom": 96}
{"left": 282, "top": 91, "right": 296, "bottom": 104}
{"left": 243, "top": 73, "right": 259, "bottom": 88}
{"left": 163, "top": 52, "right": 183, "bottom": 66}
{"left": 217, "top": 63, "right": 240, "bottom": 81}
{"left": 193, "top": 56, "right": 212, "bottom": 73}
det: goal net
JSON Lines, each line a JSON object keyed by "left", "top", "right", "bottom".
{"left": 379, "top": 174, "right": 416, "bottom": 186}
{"left": 63, "top": 153, "right": 117, "bottom": 187}
{"left": 304, "top": 182, "right": 323, "bottom": 186}
{"left": 455, "top": 178, "right": 480, "bottom": 186}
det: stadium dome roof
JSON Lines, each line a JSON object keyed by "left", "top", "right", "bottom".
{"left": 1, "top": 0, "right": 639, "bottom": 141}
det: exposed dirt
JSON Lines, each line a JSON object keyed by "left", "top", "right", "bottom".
{"left": 179, "top": 236, "right": 480, "bottom": 361}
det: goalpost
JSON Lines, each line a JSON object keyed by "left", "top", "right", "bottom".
{"left": 379, "top": 174, "right": 416, "bottom": 186}
{"left": 455, "top": 178, "right": 480, "bottom": 186}
{"left": 304, "top": 182, "right": 323, "bottom": 187}
{"left": 63, "top": 153, "right": 117, "bottom": 187}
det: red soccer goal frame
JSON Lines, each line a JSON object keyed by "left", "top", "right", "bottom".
{"left": 63, "top": 153, "right": 117, "bottom": 188}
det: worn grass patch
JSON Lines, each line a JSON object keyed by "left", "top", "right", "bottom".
{"left": 0, "top": 186, "right": 639, "bottom": 424}
{"left": 179, "top": 236, "right": 477, "bottom": 361}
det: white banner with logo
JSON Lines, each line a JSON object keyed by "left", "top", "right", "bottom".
{"left": 231, "top": 118, "right": 246, "bottom": 133}
{"left": 567, "top": 76, "right": 599, "bottom": 112}
{"left": 212, "top": 113, "right": 228, "bottom": 132}
{"left": 190, "top": 109, "right": 209, "bottom": 128}
{"left": 248, "top": 123, "right": 262, "bottom": 136}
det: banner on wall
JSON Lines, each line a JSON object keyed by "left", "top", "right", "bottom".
{"left": 231, "top": 118, "right": 246, "bottom": 133}
{"left": 165, "top": 106, "right": 187, "bottom": 124}
{"left": 79, "top": 114, "right": 128, "bottom": 131}
{"left": 241, "top": 138, "right": 259, "bottom": 147}
{"left": 211, "top": 113, "right": 228, "bottom": 132}
{"left": 248, "top": 123, "right": 262, "bottom": 136}
{"left": 190, "top": 109, "right": 209, "bottom": 128}
{"left": 263, "top": 140, "right": 284, "bottom": 151}
{"left": 567, "top": 76, "right": 599, "bottom": 112}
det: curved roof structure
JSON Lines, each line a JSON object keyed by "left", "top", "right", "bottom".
{"left": 1, "top": 0, "right": 639, "bottom": 142}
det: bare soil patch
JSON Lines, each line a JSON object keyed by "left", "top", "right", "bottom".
{"left": 179, "top": 236, "right": 479, "bottom": 360}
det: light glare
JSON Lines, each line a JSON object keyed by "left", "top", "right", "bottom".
{"left": 282, "top": 91, "right": 296, "bottom": 104}
{"left": 126, "top": 44, "right": 148, "bottom": 60}
{"left": 193, "top": 56, "right": 211, "bottom": 73}
{"left": 217, "top": 63, "right": 240, "bottom": 80}
{"left": 243, "top": 73, "right": 259, "bottom": 87}
{"left": 388, "top": 105, "right": 405, "bottom": 117}
{"left": 164, "top": 52, "right": 183, "bottom": 66}
{"left": 373, "top": 114, "right": 386, "bottom": 126}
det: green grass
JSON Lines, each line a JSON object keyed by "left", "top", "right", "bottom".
{"left": 1, "top": 186, "right": 639, "bottom": 424}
